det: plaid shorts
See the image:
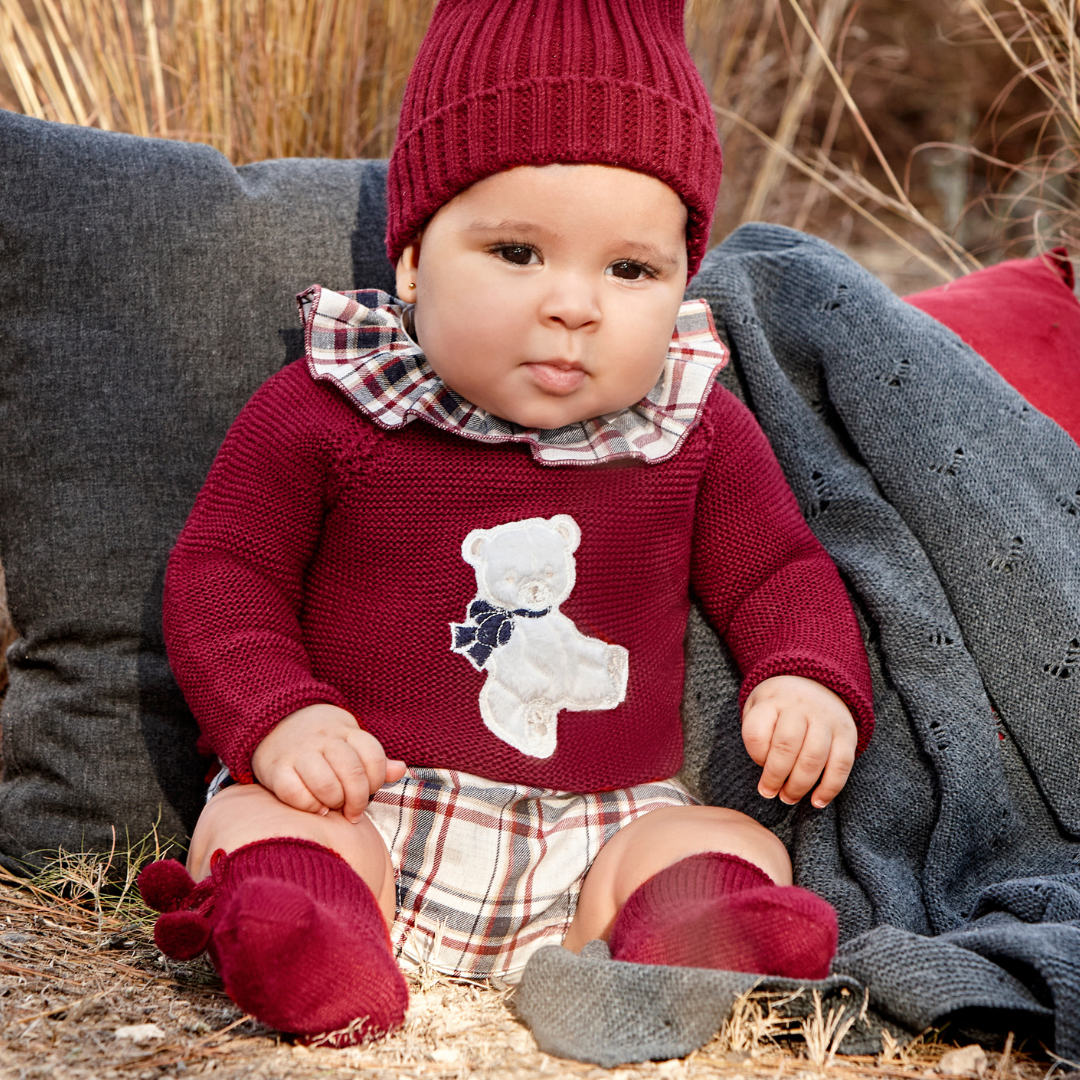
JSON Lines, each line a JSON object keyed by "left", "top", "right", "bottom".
{"left": 366, "top": 768, "right": 697, "bottom": 981}
{"left": 207, "top": 764, "right": 697, "bottom": 981}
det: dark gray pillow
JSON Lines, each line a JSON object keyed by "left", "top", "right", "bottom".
{"left": 0, "top": 109, "right": 396, "bottom": 869}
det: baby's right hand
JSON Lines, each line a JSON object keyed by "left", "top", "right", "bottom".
{"left": 251, "top": 703, "right": 407, "bottom": 823}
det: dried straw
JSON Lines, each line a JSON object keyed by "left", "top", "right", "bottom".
{"left": 0, "top": 0, "right": 436, "bottom": 159}
{"left": 957, "top": 0, "right": 1080, "bottom": 253}
{"left": 1, "top": 849, "right": 1053, "bottom": 1080}
{"left": 741, "top": 0, "right": 852, "bottom": 225}
{"left": 0, "top": 0, "right": 1076, "bottom": 277}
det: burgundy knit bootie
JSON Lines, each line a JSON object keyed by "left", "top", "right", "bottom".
{"left": 608, "top": 852, "right": 838, "bottom": 979}
{"left": 138, "top": 838, "right": 408, "bottom": 1044}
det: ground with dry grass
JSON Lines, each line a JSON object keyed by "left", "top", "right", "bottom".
{"left": 0, "top": 861, "right": 1066, "bottom": 1080}
{"left": 1, "top": 0, "right": 1076, "bottom": 279}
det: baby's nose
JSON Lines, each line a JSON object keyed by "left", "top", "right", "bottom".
{"left": 539, "top": 275, "right": 601, "bottom": 332}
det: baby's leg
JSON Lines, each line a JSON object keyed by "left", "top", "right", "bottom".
{"left": 140, "top": 785, "right": 406, "bottom": 1044}
{"left": 187, "top": 782, "right": 396, "bottom": 922}
{"left": 564, "top": 806, "right": 836, "bottom": 979}
{"left": 564, "top": 806, "right": 789, "bottom": 945}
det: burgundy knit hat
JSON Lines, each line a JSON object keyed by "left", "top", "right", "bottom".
{"left": 386, "top": 0, "right": 723, "bottom": 278}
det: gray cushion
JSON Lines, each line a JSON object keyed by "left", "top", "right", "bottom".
{"left": 0, "top": 109, "right": 396, "bottom": 868}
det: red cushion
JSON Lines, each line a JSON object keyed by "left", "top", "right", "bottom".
{"left": 905, "top": 249, "right": 1080, "bottom": 443}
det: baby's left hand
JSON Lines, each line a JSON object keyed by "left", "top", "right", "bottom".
{"left": 741, "top": 675, "right": 857, "bottom": 809}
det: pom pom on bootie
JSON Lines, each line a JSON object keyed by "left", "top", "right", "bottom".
{"left": 138, "top": 838, "right": 408, "bottom": 1043}
{"left": 608, "top": 851, "right": 838, "bottom": 980}
{"left": 138, "top": 857, "right": 215, "bottom": 960}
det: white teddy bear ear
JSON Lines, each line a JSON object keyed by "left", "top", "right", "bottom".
{"left": 549, "top": 515, "right": 581, "bottom": 553}
{"left": 462, "top": 528, "right": 489, "bottom": 567}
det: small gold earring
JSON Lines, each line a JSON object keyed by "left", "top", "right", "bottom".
{"left": 409, "top": 281, "right": 416, "bottom": 289}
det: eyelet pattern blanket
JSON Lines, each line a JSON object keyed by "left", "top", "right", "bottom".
{"left": 517, "top": 223, "right": 1080, "bottom": 1066}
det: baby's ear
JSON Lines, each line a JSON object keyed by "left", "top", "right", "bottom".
{"left": 395, "top": 237, "right": 421, "bottom": 304}
{"left": 461, "top": 528, "right": 488, "bottom": 567}
{"left": 549, "top": 515, "right": 581, "bottom": 553}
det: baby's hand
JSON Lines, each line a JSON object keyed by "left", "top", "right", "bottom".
{"left": 251, "top": 704, "right": 407, "bottom": 823}
{"left": 741, "top": 675, "right": 857, "bottom": 809}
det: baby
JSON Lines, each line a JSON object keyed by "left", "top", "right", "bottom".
{"left": 139, "top": 0, "right": 874, "bottom": 1047}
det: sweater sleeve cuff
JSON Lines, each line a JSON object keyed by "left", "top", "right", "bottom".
{"left": 738, "top": 655, "right": 875, "bottom": 757}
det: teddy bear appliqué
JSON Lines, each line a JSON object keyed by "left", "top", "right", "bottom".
{"left": 450, "top": 514, "right": 629, "bottom": 758}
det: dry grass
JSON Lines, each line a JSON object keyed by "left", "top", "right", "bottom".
{"left": 960, "top": 0, "right": 1080, "bottom": 255}
{"left": 0, "top": 0, "right": 1077, "bottom": 291}
{"left": 0, "top": 854, "right": 1064, "bottom": 1079}
{"left": 686, "top": 0, "right": 1079, "bottom": 284}
{"left": 0, "top": 0, "right": 435, "bottom": 159}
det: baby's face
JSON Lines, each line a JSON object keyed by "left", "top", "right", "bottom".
{"left": 396, "top": 164, "right": 689, "bottom": 429}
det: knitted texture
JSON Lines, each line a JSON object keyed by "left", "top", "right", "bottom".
{"left": 517, "top": 940, "right": 899, "bottom": 1066}
{"left": 514, "top": 224, "right": 1080, "bottom": 1066}
{"left": 140, "top": 839, "right": 407, "bottom": 1043}
{"left": 608, "top": 852, "right": 837, "bottom": 978}
{"left": 385, "top": 0, "right": 723, "bottom": 277}
{"left": 163, "top": 366, "right": 873, "bottom": 789}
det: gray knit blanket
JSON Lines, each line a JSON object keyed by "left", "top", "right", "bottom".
{"left": 516, "top": 224, "right": 1080, "bottom": 1066}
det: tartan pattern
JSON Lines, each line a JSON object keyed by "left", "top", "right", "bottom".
{"left": 365, "top": 768, "right": 698, "bottom": 980}
{"left": 299, "top": 286, "right": 729, "bottom": 466}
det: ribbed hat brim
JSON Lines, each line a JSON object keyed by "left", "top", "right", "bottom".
{"left": 387, "top": 76, "right": 721, "bottom": 275}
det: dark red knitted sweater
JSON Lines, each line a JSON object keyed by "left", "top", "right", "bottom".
{"left": 164, "top": 360, "right": 873, "bottom": 791}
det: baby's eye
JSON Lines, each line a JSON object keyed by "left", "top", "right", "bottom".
{"left": 608, "top": 259, "right": 656, "bottom": 281}
{"left": 492, "top": 244, "right": 539, "bottom": 266}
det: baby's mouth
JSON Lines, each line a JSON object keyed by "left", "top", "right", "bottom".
{"left": 525, "top": 361, "right": 586, "bottom": 396}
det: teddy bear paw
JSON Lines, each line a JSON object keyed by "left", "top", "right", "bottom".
{"left": 523, "top": 699, "right": 557, "bottom": 739}
{"left": 606, "top": 644, "right": 629, "bottom": 691}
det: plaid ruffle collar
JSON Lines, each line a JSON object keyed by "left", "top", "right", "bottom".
{"left": 298, "top": 286, "right": 729, "bottom": 466}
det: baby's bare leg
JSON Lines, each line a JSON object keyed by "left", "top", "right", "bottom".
{"left": 186, "top": 783, "right": 396, "bottom": 926}
{"left": 563, "top": 806, "right": 790, "bottom": 950}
